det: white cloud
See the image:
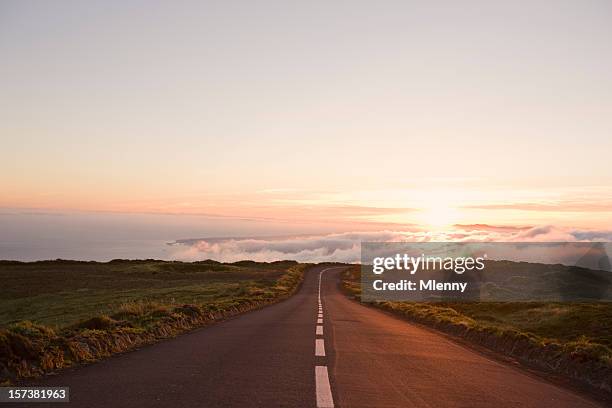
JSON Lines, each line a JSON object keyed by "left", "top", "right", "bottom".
{"left": 169, "top": 226, "right": 612, "bottom": 263}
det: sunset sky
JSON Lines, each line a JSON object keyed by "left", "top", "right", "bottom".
{"left": 2, "top": 0, "right": 612, "bottom": 244}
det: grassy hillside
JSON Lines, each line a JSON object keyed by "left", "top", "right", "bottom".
{"left": 0, "top": 259, "right": 308, "bottom": 384}
{"left": 0, "top": 259, "right": 301, "bottom": 328}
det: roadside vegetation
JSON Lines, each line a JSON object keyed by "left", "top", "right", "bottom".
{"left": 0, "top": 259, "right": 308, "bottom": 384}
{"left": 342, "top": 265, "right": 612, "bottom": 394}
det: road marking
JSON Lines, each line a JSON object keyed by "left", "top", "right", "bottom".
{"left": 315, "top": 366, "right": 334, "bottom": 408}
{"left": 315, "top": 338, "right": 325, "bottom": 356}
{"left": 314, "top": 268, "right": 341, "bottom": 408}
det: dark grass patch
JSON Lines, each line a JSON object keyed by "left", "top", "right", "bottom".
{"left": 0, "top": 260, "right": 298, "bottom": 327}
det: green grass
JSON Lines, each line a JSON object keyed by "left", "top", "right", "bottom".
{"left": 443, "top": 302, "right": 612, "bottom": 348}
{"left": 0, "top": 259, "right": 299, "bottom": 328}
{"left": 0, "top": 259, "right": 309, "bottom": 383}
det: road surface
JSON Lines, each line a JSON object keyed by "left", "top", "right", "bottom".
{"left": 20, "top": 266, "right": 603, "bottom": 407}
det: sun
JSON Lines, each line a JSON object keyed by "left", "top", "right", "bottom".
{"left": 417, "top": 204, "right": 460, "bottom": 229}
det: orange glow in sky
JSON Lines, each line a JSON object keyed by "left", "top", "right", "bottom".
{"left": 1, "top": 2, "right": 612, "bottom": 233}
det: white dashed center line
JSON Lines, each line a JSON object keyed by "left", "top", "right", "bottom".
{"left": 315, "top": 366, "right": 334, "bottom": 408}
{"left": 315, "top": 338, "right": 326, "bottom": 356}
{"left": 314, "top": 268, "right": 335, "bottom": 407}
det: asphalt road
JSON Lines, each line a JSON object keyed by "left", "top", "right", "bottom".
{"left": 19, "top": 266, "right": 603, "bottom": 407}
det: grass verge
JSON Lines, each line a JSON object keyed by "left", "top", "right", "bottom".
{"left": 0, "top": 260, "right": 309, "bottom": 384}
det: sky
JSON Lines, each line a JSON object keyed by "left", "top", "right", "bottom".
{"left": 1, "top": 1, "right": 612, "bottom": 261}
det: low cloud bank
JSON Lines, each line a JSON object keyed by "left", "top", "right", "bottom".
{"left": 169, "top": 225, "right": 612, "bottom": 263}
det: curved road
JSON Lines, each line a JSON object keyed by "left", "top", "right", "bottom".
{"left": 21, "top": 266, "right": 602, "bottom": 407}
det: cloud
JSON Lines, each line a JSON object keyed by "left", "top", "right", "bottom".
{"left": 453, "top": 224, "right": 531, "bottom": 232}
{"left": 170, "top": 231, "right": 415, "bottom": 263}
{"left": 572, "top": 230, "right": 612, "bottom": 241}
{"left": 169, "top": 225, "right": 612, "bottom": 263}
{"left": 463, "top": 201, "right": 612, "bottom": 212}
